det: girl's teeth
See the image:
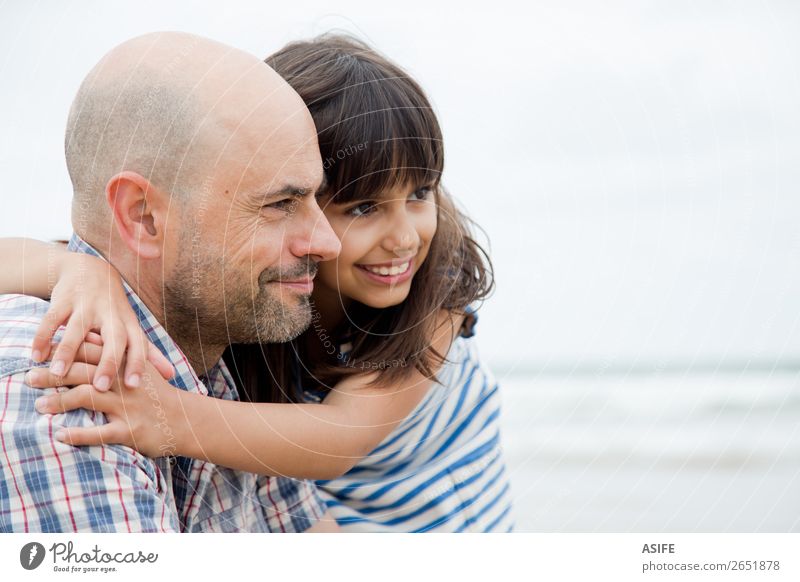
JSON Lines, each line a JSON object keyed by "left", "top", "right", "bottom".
{"left": 365, "top": 262, "right": 410, "bottom": 276}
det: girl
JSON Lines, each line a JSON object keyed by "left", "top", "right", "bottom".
{"left": 2, "top": 35, "right": 514, "bottom": 532}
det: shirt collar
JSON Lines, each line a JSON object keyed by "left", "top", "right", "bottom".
{"left": 67, "top": 233, "right": 216, "bottom": 396}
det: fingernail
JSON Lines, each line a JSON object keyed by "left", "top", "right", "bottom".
{"left": 50, "top": 360, "right": 65, "bottom": 376}
{"left": 94, "top": 375, "right": 110, "bottom": 391}
{"left": 54, "top": 429, "right": 67, "bottom": 441}
{"left": 25, "top": 370, "right": 39, "bottom": 385}
{"left": 31, "top": 349, "right": 42, "bottom": 362}
{"left": 35, "top": 397, "right": 51, "bottom": 413}
{"left": 126, "top": 373, "right": 141, "bottom": 388}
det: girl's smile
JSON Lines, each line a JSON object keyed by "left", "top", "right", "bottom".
{"left": 355, "top": 255, "right": 416, "bottom": 285}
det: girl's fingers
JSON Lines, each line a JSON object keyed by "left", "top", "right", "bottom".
{"left": 73, "top": 341, "right": 103, "bottom": 366}
{"left": 147, "top": 342, "right": 175, "bottom": 380}
{"left": 35, "top": 384, "right": 110, "bottom": 415}
{"left": 36, "top": 386, "right": 132, "bottom": 447}
{"left": 54, "top": 423, "right": 128, "bottom": 448}
{"left": 31, "top": 305, "right": 68, "bottom": 363}
{"left": 93, "top": 324, "right": 128, "bottom": 391}
{"left": 26, "top": 363, "right": 98, "bottom": 389}
{"left": 70, "top": 329, "right": 173, "bottom": 386}
{"left": 122, "top": 326, "right": 147, "bottom": 389}
{"left": 49, "top": 314, "right": 92, "bottom": 378}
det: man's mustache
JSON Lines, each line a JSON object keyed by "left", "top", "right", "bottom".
{"left": 258, "top": 260, "right": 318, "bottom": 284}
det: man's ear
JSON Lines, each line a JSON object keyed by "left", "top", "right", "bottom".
{"left": 106, "top": 171, "right": 164, "bottom": 259}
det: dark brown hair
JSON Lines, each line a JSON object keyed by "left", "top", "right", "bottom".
{"left": 225, "top": 34, "right": 494, "bottom": 403}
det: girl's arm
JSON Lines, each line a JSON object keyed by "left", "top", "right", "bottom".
{"left": 0, "top": 237, "right": 173, "bottom": 387}
{"left": 31, "top": 311, "right": 464, "bottom": 480}
{"left": 0, "top": 238, "right": 63, "bottom": 299}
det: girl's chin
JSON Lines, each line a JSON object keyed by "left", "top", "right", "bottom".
{"left": 347, "top": 286, "right": 411, "bottom": 309}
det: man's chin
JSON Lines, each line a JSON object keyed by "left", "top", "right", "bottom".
{"left": 254, "top": 300, "right": 313, "bottom": 343}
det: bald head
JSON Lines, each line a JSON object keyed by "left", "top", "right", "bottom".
{"left": 66, "top": 31, "right": 316, "bottom": 244}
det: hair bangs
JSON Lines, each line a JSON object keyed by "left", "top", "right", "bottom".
{"left": 311, "top": 53, "right": 444, "bottom": 204}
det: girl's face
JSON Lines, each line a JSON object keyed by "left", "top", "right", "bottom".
{"left": 316, "top": 183, "right": 438, "bottom": 309}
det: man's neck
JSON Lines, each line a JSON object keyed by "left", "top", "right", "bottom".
{"left": 74, "top": 234, "right": 225, "bottom": 375}
{"left": 117, "top": 265, "right": 224, "bottom": 376}
{"left": 140, "top": 287, "right": 225, "bottom": 374}
{"left": 170, "top": 338, "right": 225, "bottom": 377}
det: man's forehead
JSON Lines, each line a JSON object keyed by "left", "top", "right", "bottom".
{"left": 209, "top": 104, "right": 322, "bottom": 200}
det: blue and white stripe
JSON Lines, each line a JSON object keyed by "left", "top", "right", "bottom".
{"left": 309, "top": 336, "right": 515, "bottom": 532}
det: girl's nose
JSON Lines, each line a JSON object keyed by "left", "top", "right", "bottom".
{"left": 392, "top": 233, "right": 416, "bottom": 257}
{"left": 384, "top": 215, "right": 420, "bottom": 256}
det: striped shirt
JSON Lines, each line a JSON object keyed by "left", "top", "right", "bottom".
{"left": 0, "top": 234, "right": 326, "bottom": 532}
{"left": 305, "top": 314, "right": 515, "bottom": 532}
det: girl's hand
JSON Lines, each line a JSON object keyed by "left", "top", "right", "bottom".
{"left": 28, "top": 360, "right": 183, "bottom": 458}
{"left": 31, "top": 252, "right": 174, "bottom": 390}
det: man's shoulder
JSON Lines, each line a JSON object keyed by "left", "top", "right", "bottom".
{"left": 0, "top": 292, "right": 51, "bottom": 323}
{"left": 0, "top": 293, "right": 51, "bottom": 377}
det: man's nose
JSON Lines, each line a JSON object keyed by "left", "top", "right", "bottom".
{"left": 289, "top": 200, "right": 341, "bottom": 262}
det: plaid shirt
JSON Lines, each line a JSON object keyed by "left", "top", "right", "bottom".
{"left": 0, "top": 234, "right": 326, "bottom": 532}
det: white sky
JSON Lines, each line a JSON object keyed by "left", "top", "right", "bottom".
{"left": 1, "top": 0, "right": 799, "bottom": 371}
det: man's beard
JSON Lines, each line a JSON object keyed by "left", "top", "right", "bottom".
{"left": 164, "top": 252, "right": 317, "bottom": 348}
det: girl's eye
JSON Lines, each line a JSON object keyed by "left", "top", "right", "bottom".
{"left": 409, "top": 187, "right": 432, "bottom": 201}
{"left": 348, "top": 201, "right": 377, "bottom": 217}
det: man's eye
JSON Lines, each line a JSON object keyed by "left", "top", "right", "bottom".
{"left": 264, "top": 198, "right": 297, "bottom": 212}
{"left": 348, "top": 202, "right": 377, "bottom": 217}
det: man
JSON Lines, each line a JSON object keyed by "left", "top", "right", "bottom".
{"left": 0, "top": 32, "right": 341, "bottom": 532}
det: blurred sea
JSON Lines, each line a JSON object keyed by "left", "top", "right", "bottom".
{"left": 499, "top": 370, "right": 800, "bottom": 532}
